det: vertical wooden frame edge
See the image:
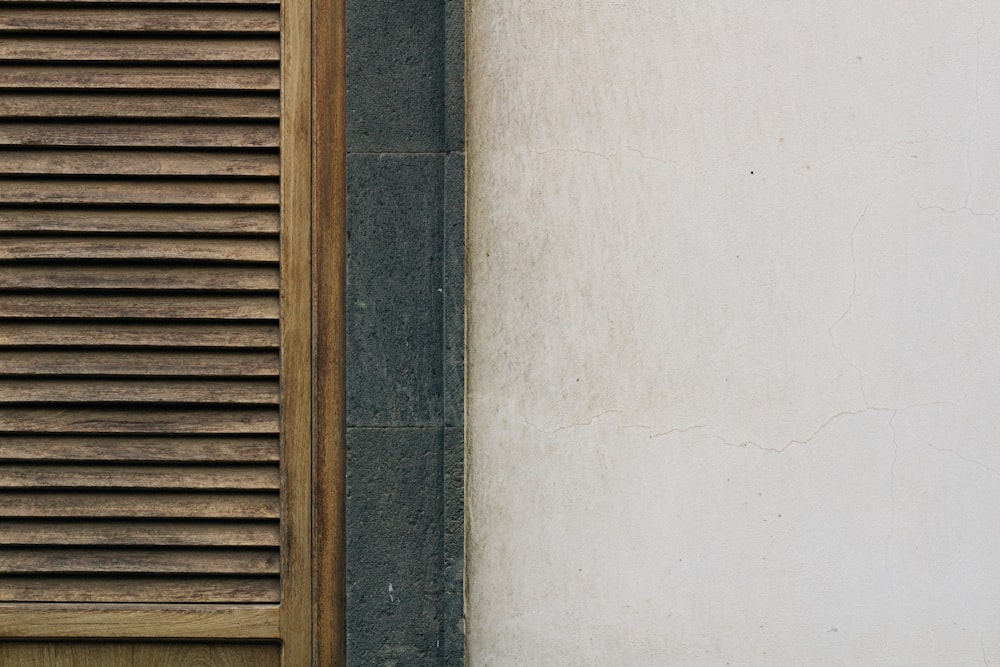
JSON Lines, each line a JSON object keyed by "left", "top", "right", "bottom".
{"left": 311, "top": 0, "right": 347, "bottom": 662}
{"left": 279, "top": 0, "right": 314, "bottom": 662}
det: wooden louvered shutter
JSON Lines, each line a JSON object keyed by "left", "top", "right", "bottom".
{"left": 0, "top": 0, "right": 344, "bottom": 663}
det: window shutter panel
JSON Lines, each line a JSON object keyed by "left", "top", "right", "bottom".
{"left": 0, "top": 0, "right": 290, "bottom": 608}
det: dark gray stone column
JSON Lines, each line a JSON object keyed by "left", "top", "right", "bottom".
{"left": 345, "top": 0, "right": 464, "bottom": 663}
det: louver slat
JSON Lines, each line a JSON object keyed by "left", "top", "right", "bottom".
{"left": 0, "top": 181, "right": 279, "bottom": 206}
{"left": 0, "top": 123, "right": 278, "bottom": 147}
{"left": 0, "top": 409, "right": 279, "bottom": 434}
{"left": 0, "top": 465, "right": 279, "bottom": 488}
{"left": 0, "top": 577, "right": 280, "bottom": 603}
{"left": 13, "top": 0, "right": 278, "bottom": 4}
{"left": 0, "top": 93, "right": 279, "bottom": 119}
{"left": 0, "top": 238, "right": 278, "bottom": 261}
{"left": 0, "top": 1, "right": 285, "bottom": 607}
{"left": 0, "top": 380, "right": 279, "bottom": 404}
{"left": 0, "top": 265, "right": 280, "bottom": 291}
{"left": 0, "top": 492, "right": 279, "bottom": 519}
{"left": 0, "top": 8, "right": 279, "bottom": 32}
{"left": 0, "top": 548, "right": 279, "bottom": 574}
{"left": 0, "top": 295, "right": 279, "bottom": 319}
{"left": 0, "top": 351, "right": 278, "bottom": 375}
{"left": 0, "top": 67, "right": 280, "bottom": 90}
{"left": 0, "top": 209, "right": 279, "bottom": 234}
{"left": 0, "top": 437, "right": 279, "bottom": 463}
{"left": 0, "top": 521, "right": 280, "bottom": 547}
{"left": 0, "top": 323, "right": 279, "bottom": 348}
{"left": 0, "top": 37, "right": 280, "bottom": 62}
{"left": 0, "top": 150, "right": 280, "bottom": 177}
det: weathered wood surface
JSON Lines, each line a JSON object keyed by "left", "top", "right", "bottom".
{"left": 0, "top": 0, "right": 338, "bottom": 636}
{"left": 0, "top": 149, "right": 279, "bottom": 176}
{"left": 0, "top": 121, "right": 278, "bottom": 147}
{"left": 0, "top": 436, "right": 280, "bottom": 462}
{"left": 0, "top": 463, "right": 279, "bottom": 489}
{"left": 0, "top": 209, "right": 279, "bottom": 234}
{"left": 0, "top": 265, "right": 279, "bottom": 291}
{"left": 0, "top": 548, "right": 279, "bottom": 574}
{"left": 312, "top": 0, "right": 349, "bottom": 658}
{"left": 0, "top": 295, "right": 279, "bottom": 319}
{"left": 0, "top": 322, "right": 278, "bottom": 348}
{"left": 0, "top": 379, "right": 279, "bottom": 404}
{"left": 10, "top": 0, "right": 278, "bottom": 3}
{"left": 0, "top": 641, "right": 281, "bottom": 666}
{"left": 0, "top": 37, "right": 279, "bottom": 62}
{"left": 0, "top": 8, "right": 279, "bottom": 33}
{"left": 0, "top": 351, "right": 279, "bottom": 376}
{"left": 0, "top": 180, "right": 278, "bottom": 205}
{"left": 0, "top": 576, "right": 280, "bottom": 603}
{"left": 0, "top": 66, "right": 279, "bottom": 91}
{"left": 0, "top": 237, "right": 278, "bottom": 261}
{"left": 0, "top": 408, "right": 280, "bottom": 434}
{"left": 0, "top": 93, "right": 279, "bottom": 119}
{"left": 0, "top": 609, "right": 281, "bottom": 640}
{"left": 0, "top": 520, "right": 280, "bottom": 546}
{"left": 0, "top": 491, "right": 279, "bottom": 519}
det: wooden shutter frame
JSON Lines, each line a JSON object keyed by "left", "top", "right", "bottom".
{"left": 0, "top": 0, "right": 347, "bottom": 662}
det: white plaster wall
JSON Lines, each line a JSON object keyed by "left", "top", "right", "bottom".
{"left": 466, "top": 2, "right": 1000, "bottom": 664}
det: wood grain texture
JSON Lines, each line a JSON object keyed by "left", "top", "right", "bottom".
{"left": 313, "top": 0, "right": 348, "bottom": 659}
{"left": 0, "top": 351, "right": 279, "bottom": 376}
{"left": 0, "top": 180, "right": 278, "bottom": 206}
{"left": 0, "top": 642, "right": 281, "bottom": 667}
{"left": 0, "top": 521, "right": 280, "bottom": 547}
{"left": 0, "top": 577, "right": 280, "bottom": 603}
{"left": 0, "top": 149, "right": 279, "bottom": 177}
{"left": 0, "top": 295, "right": 278, "bottom": 319}
{"left": 279, "top": 0, "right": 314, "bottom": 660}
{"left": 306, "top": 11, "right": 351, "bottom": 653}
{"left": 0, "top": 379, "right": 278, "bottom": 404}
{"left": 0, "top": 209, "right": 279, "bottom": 234}
{"left": 0, "top": 265, "right": 279, "bottom": 291}
{"left": 0, "top": 8, "right": 279, "bottom": 33}
{"left": 132, "top": 643, "right": 281, "bottom": 667}
{"left": 0, "top": 608, "right": 280, "bottom": 639}
{"left": 0, "top": 37, "right": 280, "bottom": 63}
{"left": 13, "top": 0, "right": 278, "bottom": 3}
{"left": 0, "top": 237, "right": 278, "bottom": 262}
{"left": 0, "top": 491, "right": 279, "bottom": 519}
{"left": 0, "top": 0, "right": 346, "bottom": 653}
{"left": 0, "top": 548, "right": 279, "bottom": 574}
{"left": 0, "top": 408, "right": 279, "bottom": 434}
{"left": 0, "top": 642, "right": 132, "bottom": 666}
{"left": 0, "top": 464, "right": 279, "bottom": 489}
{"left": 0, "top": 437, "right": 280, "bottom": 463}
{"left": 0, "top": 121, "right": 278, "bottom": 147}
{"left": 0, "top": 322, "right": 279, "bottom": 348}
{"left": 0, "top": 66, "right": 279, "bottom": 91}
{"left": 0, "top": 93, "right": 279, "bottom": 119}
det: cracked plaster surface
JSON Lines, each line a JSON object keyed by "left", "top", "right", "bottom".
{"left": 468, "top": 1, "right": 1000, "bottom": 664}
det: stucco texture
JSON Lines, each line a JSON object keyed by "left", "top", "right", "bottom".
{"left": 467, "top": 2, "right": 1000, "bottom": 664}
